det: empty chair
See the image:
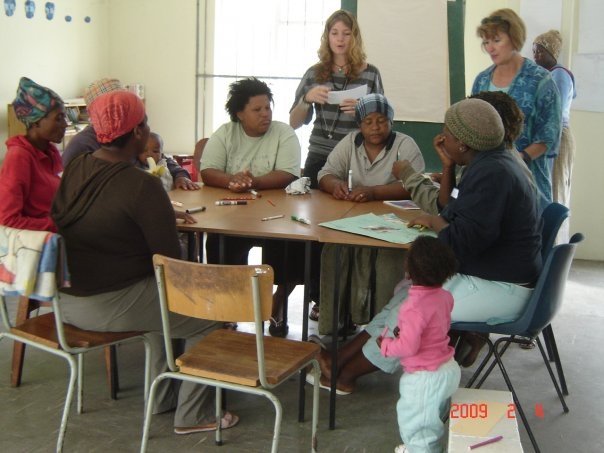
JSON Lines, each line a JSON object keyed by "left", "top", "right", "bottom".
{"left": 538, "top": 202, "right": 570, "bottom": 395}
{"left": 141, "top": 256, "right": 320, "bottom": 453}
{"left": 0, "top": 226, "right": 150, "bottom": 452}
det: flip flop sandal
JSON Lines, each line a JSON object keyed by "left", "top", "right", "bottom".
{"left": 174, "top": 411, "right": 240, "bottom": 434}
{"left": 305, "top": 368, "right": 351, "bottom": 396}
{"left": 268, "top": 317, "right": 289, "bottom": 337}
{"left": 307, "top": 334, "right": 328, "bottom": 350}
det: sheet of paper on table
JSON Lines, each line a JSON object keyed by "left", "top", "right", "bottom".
{"left": 383, "top": 200, "right": 420, "bottom": 210}
{"left": 319, "top": 213, "right": 436, "bottom": 244}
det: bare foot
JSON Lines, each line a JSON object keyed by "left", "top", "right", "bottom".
{"left": 333, "top": 374, "right": 356, "bottom": 394}
{"left": 318, "top": 349, "right": 332, "bottom": 381}
{"left": 318, "top": 373, "right": 355, "bottom": 394}
{"left": 317, "top": 350, "right": 356, "bottom": 394}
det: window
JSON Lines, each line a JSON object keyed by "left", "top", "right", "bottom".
{"left": 197, "top": 0, "right": 340, "bottom": 163}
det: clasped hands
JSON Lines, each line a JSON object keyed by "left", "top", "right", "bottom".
{"left": 228, "top": 170, "right": 256, "bottom": 192}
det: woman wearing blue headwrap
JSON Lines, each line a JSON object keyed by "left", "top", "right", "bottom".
{"left": 0, "top": 77, "right": 66, "bottom": 231}
{"left": 314, "top": 94, "right": 425, "bottom": 337}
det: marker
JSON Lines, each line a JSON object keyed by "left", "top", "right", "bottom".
{"left": 170, "top": 200, "right": 183, "bottom": 207}
{"left": 291, "top": 215, "right": 311, "bottom": 225}
{"left": 348, "top": 169, "right": 353, "bottom": 193}
{"left": 221, "top": 197, "right": 253, "bottom": 201}
{"left": 469, "top": 435, "right": 503, "bottom": 450}
{"left": 215, "top": 200, "right": 247, "bottom": 206}
{"left": 261, "top": 214, "right": 284, "bottom": 221}
{"left": 186, "top": 206, "right": 206, "bottom": 214}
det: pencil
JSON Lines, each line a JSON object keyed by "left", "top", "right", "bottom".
{"left": 469, "top": 435, "right": 503, "bottom": 450}
{"left": 261, "top": 214, "right": 284, "bottom": 221}
{"left": 267, "top": 199, "right": 276, "bottom": 207}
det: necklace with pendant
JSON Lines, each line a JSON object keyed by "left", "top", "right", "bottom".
{"left": 334, "top": 63, "right": 348, "bottom": 74}
{"left": 319, "top": 76, "right": 349, "bottom": 140}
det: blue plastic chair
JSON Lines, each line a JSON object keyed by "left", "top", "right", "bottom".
{"left": 451, "top": 233, "right": 583, "bottom": 453}
{"left": 538, "top": 203, "right": 570, "bottom": 395}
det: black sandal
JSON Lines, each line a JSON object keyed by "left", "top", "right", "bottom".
{"left": 308, "top": 303, "right": 320, "bottom": 322}
{"left": 268, "top": 317, "right": 289, "bottom": 338}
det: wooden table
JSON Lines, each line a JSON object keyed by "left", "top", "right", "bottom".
{"left": 170, "top": 186, "right": 421, "bottom": 427}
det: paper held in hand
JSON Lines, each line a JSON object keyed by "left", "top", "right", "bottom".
{"left": 327, "top": 85, "right": 368, "bottom": 104}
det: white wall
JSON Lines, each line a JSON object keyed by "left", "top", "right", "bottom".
{"left": 0, "top": 0, "right": 110, "bottom": 159}
{"left": 107, "top": 0, "right": 198, "bottom": 155}
{"left": 0, "top": 0, "right": 197, "bottom": 160}
{"left": 465, "top": 0, "right": 604, "bottom": 260}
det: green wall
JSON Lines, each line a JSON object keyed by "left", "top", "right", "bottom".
{"left": 342, "top": 0, "right": 466, "bottom": 171}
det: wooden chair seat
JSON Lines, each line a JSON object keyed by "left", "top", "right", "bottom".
{"left": 12, "top": 312, "right": 146, "bottom": 350}
{"left": 176, "top": 330, "right": 319, "bottom": 386}
{"left": 141, "top": 258, "right": 321, "bottom": 452}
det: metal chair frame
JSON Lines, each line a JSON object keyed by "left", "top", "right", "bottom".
{"left": 140, "top": 258, "right": 320, "bottom": 453}
{"left": 0, "top": 235, "right": 151, "bottom": 453}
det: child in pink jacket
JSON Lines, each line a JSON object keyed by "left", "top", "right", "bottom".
{"left": 379, "top": 236, "right": 460, "bottom": 453}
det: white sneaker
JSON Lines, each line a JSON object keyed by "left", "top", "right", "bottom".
{"left": 394, "top": 444, "right": 408, "bottom": 453}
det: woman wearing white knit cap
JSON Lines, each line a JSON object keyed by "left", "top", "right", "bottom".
{"left": 533, "top": 30, "right": 577, "bottom": 243}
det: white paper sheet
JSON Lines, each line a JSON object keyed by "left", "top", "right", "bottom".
{"left": 358, "top": 0, "right": 449, "bottom": 123}
{"left": 327, "top": 85, "right": 368, "bottom": 104}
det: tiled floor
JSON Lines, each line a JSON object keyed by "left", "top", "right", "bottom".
{"left": 1, "top": 259, "right": 602, "bottom": 452}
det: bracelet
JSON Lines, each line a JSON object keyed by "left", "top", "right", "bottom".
{"left": 520, "top": 150, "right": 532, "bottom": 165}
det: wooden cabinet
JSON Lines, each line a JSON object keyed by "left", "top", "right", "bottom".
{"left": 7, "top": 98, "right": 89, "bottom": 152}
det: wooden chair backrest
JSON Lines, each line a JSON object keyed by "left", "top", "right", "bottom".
{"left": 153, "top": 255, "right": 273, "bottom": 322}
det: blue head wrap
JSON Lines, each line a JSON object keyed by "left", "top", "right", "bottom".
{"left": 13, "top": 77, "right": 63, "bottom": 128}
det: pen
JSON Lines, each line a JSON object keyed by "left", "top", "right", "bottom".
{"left": 215, "top": 200, "right": 247, "bottom": 206}
{"left": 348, "top": 169, "right": 353, "bottom": 193}
{"left": 171, "top": 200, "right": 183, "bottom": 207}
{"left": 469, "top": 435, "right": 503, "bottom": 450}
{"left": 186, "top": 206, "right": 206, "bottom": 214}
{"left": 291, "top": 215, "right": 311, "bottom": 225}
{"left": 261, "top": 214, "right": 284, "bottom": 221}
